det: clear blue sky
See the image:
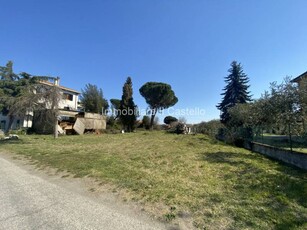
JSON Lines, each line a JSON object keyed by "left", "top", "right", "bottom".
{"left": 1, "top": 0, "right": 307, "bottom": 123}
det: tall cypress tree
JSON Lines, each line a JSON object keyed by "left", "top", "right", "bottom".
{"left": 217, "top": 61, "right": 251, "bottom": 124}
{"left": 119, "top": 77, "right": 137, "bottom": 132}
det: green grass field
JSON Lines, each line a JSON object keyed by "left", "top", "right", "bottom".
{"left": 1, "top": 132, "right": 306, "bottom": 229}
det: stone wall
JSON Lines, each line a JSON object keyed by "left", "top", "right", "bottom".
{"left": 245, "top": 142, "right": 307, "bottom": 170}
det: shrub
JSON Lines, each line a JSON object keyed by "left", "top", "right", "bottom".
{"left": 106, "top": 116, "right": 121, "bottom": 130}
{"left": 9, "top": 129, "right": 27, "bottom": 135}
{"left": 176, "top": 122, "right": 186, "bottom": 134}
{"left": 223, "top": 127, "right": 253, "bottom": 147}
{"left": 195, "top": 120, "right": 224, "bottom": 138}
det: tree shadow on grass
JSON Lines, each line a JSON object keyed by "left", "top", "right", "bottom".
{"left": 201, "top": 151, "right": 263, "bottom": 167}
{"left": 201, "top": 150, "right": 306, "bottom": 177}
{"left": 197, "top": 136, "right": 223, "bottom": 146}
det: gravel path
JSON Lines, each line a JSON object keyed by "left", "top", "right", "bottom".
{"left": 0, "top": 154, "right": 167, "bottom": 230}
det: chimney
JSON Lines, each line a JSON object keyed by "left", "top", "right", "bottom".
{"left": 54, "top": 77, "right": 60, "bottom": 86}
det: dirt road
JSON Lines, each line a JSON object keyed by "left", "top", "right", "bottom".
{"left": 0, "top": 154, "right": 167, "bottom": 230}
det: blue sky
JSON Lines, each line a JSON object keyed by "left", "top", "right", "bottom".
{"left": 1, "top": 0, "right": 307, "bottom": 123}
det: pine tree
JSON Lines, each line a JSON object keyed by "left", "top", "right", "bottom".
{"left": 217, "top": 61, "right": 251, "bottom": 124}
{"left": 139, "top": 82, "right": 178, "bottom": 130}
{"left": 119, "top": 77, "right": 137, "bottom": 132}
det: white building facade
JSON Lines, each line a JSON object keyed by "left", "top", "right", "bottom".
{"left": 0, "top": 79, "right": 80, "bottom": 132}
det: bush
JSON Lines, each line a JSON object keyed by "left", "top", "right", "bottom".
{"left": 166, "top": 122, "right": 177, "bottom": 133}
{"left": 225, "top": 127, "right": 253, "bottom": 147}
{"left": 216, "top": 127, "right": 226, "bottom": 141}
{"left": 106, "top": 116, "right": 121, "bottom": 130}
{"left": 176, "top": 122, "right": 186, "bottom": 134}
{"left": 9, "top": 129, "right": 27, "bottom": 135}
{"left": 26, "top": 127, "right": 36, "bottom": 134}
{"left": 195, "top": 120, "right": 224, "bottom": 138}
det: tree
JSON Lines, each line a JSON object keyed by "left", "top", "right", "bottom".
{"left": 250, "top": 92, "right": 277, "bottom": 138}
{"left": 80, "top": 84, "right": 108, "bottom": 114}
{"left": 139, "top": 82, "right": 178, "bottom": 130}
{"left": 0, "top": 61, "right": 61, "bottom": 135}
{"left": 228, "top": 103, "right": 253, "bottom": 128}
{"left": 0, "top": 62, "right": 36, "bottom": 132}
{"left": 119, "top": 77, "right": 137, "bottom": 132}
{"left": 269, "top": 77, "right": 302, "bottom": 150}
{"left": 164, "top": 116, "right": 178, "bottom": 125}
{"left": 227, "top": 77, "right": 304, "bottom": 149}
{"left": 227, "top": 103, "right": 254, "bottom": 142}
{"left": 0, "top": 76, "right": 28, "bottom": 132}
{"left": 110, "top": 98, "right": 121, "bottom": 119}
{"left": 0, "top": 61, "right": 21, "bottom": 114}
{"left": 0, "top": 61, "right": 19, "bottom": 80}
{"left": 217, "top": 61, "right": 251, "bottom": 125}
{"left": 106, "top": 99, "right": 121, "bottom": 129}
{"left": 142, "top": 115, "right": 151, "bottom": 129}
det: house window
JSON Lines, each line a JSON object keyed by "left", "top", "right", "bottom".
{"left": 63, "top": 93, "right": 73, "bottom": 101}
{"left": 0, "top": 120, "right": 6, "bottom": 130}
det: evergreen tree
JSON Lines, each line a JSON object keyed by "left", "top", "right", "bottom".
{"left": 119, "top": 77, "right": 137, "bottom": 132}
{"left": 0, "top": 61, "right": 61, "bottom": 134}
{"left": 0, "top": 61, "right": 19, "bottom": 80}
{"left": 217, "top": 61, "right": 251, "bottom": 124}
{"left": 0, "top": 61, "right": 37, "bottom": 131}
{"left": 80, "top": 84, "right": 109, "bottom": 114}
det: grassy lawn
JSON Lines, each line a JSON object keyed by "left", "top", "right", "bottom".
{"left": 1, "top": 132, "right": 306, "bottom": 229}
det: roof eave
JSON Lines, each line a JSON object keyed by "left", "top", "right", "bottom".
{"left": 39, "top": 81, "right": 81, "bottom": 94}
{"left": 291, "top": 71, "right": 307, "bottom": 83}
